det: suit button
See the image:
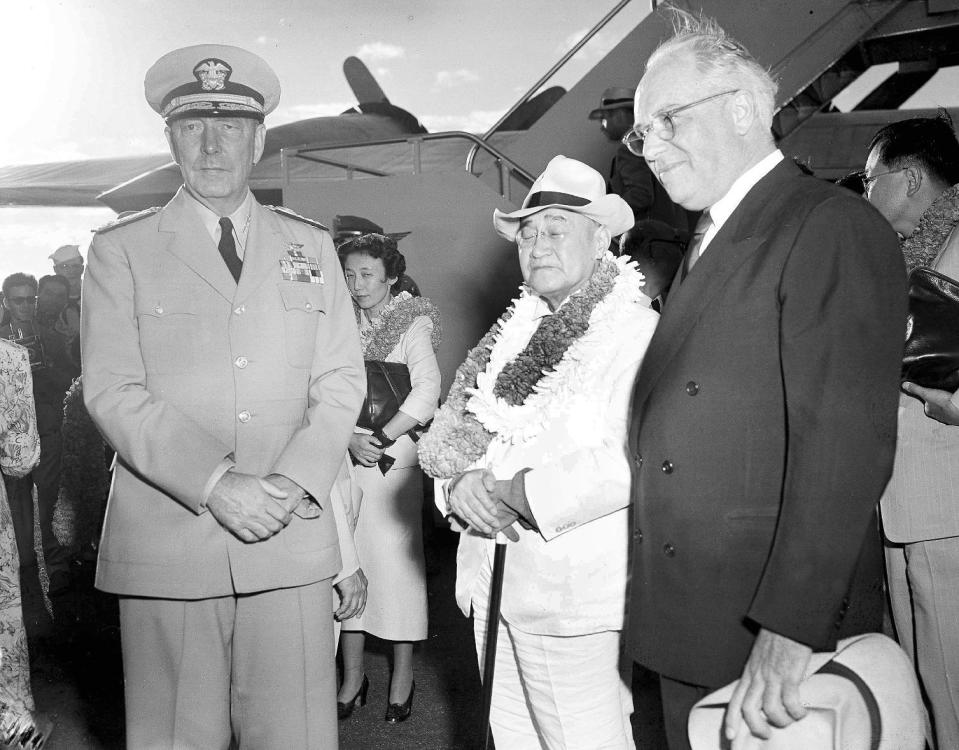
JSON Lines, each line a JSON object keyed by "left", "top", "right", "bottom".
{"left": 634, "top": 452, "right": 643, "bottom": 468}
{"left": 661, "top": 460, "right": 673, "bottom": 474}
{"left": 238, "top": 410, "right": 251, "bottom": 423}
{"left": 234, "top": 305, "right": 246, "bottom": 315}
{"left": 234, "top": 356, "right": 248, "bottom": 369}
{"left": 154, "top": 305, "right": 164, "bottom": 315}
{"left": 663, "top": 543, "right": 676, "bottom": 557}
{"left": 686, "top": 381, "right": 699, "bottom": 396}
{"left": 305, "top": 302, "right": 313, "bottom": 311}
{"left": 633, "top": 528, "right": 643, "bottom": 543}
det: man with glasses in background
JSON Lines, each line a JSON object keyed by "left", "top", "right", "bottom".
{"left": 622, "top": 10, "right": 907, "bottom": 749}
{"left": 1, "top": 272, "right": 77, "bottom": 601}
{"left": 865, "top": 112, "right": 959, "bottom": 750}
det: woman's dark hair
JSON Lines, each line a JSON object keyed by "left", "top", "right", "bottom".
{"left": 337, "top": 232, "right": 407, "bottom": 281}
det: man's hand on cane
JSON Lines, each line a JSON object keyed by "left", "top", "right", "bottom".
{"left": 448, "top": 469, "right": 520, "bottom": 541}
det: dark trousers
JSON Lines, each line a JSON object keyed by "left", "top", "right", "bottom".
{"left": 8, "top": 429, "right": 69, "bottom": 575}
{"left": 659, "top": 674, "right": 713, "bottom": 750}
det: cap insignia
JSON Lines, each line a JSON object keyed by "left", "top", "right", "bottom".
{"left": 193, "top": 58, "right": 232, "bottom": 91}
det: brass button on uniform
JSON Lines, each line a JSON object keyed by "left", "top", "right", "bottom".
{"left": 634, "top": 453, "right": 643, "bottom": 468}
{"left": 234, "top": 356, "right": 248, "bottom": 369}
{"left": 154, "top": 305, "right": 164, "bottom": 315}
{"left": 304, "top": 301, "right": 313, "bottom": 311}
{"left": 234, "top": 305, "right": 246, "bottom": 315}
{"left": 685, "top": 381, "right": 699, "bottom": 396}
{"left": 663, "top": 543, "right": 676, "bottom": 557}
{"left": 633, "top": 529, "right": 643, "bottom": 543}
{"left": 661, "top": 460, "right": 674, "bottom": 474}
{"left": 238, "top": 410, "right": 251, "bottom": 423}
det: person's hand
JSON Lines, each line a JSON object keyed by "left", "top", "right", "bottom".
{"left": 349, "top": 433, "right": 384, "bottom": 467}
{"left": 334, "top": 568, "right": 368, "bottom": 621}
{"left": 902, "top": 381, "right": 959, "bottom": 425}
{"left": 265, "top": 473, "right": 315, "bottom": 516}
{"left": 448, "top": 469, "right": 519, "bottom": 541}
{"left": 724, "top": 628, "right": 812, "bottom": 745}
{"left": 206, "top": 471, "right": 292, "bottom": 543}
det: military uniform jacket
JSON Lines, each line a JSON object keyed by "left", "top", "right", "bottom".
{"left": 626, "top": 160, "right": 907, "bottom": 688}
{"left": 83, "top": 187, "right": 364, "bottom": 599}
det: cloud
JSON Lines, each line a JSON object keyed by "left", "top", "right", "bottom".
{"left": 420, "top": 110, "right": 502, "bottom": 135}
{"left": 356, "top": 42, "right": 405, "bottom": 62}
{"left": 433, "top": 69, "right": 480, "bottom": 90}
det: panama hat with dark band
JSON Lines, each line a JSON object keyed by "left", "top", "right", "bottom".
{"left": 493, "top": 155, "right": 634, "bottom": 240}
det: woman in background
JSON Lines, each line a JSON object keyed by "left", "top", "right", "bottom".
{"left": 1, "top": 338, "right": 50, "bottom": 748}
{"left": 336, "top": 233, "right": 441, "bottom": 723}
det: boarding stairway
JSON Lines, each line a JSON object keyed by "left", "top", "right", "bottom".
{"left": 277, "top": 0, "right": 959, "bottom": 387}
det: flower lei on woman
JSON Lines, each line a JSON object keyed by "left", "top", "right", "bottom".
{"left": 359, "top": 291, "right": 442, "bottom": 358}
{"left": 419, "top": 255, "right": 626, "bottom": 479}
{"left": 901, "top": 182, "right": 959, "bottom": 272}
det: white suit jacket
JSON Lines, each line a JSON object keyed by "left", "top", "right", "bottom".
{"left": 444, "top": 291, "right": 658, "bottom": 636}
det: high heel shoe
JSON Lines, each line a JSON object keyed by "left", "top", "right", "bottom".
{"left": 384, "top": 680, "right": 415, "bottom": 723}
{"left": 337, "top": 675, "right": 369, "bottom": 721}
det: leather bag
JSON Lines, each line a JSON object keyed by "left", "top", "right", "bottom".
{"left": 358, "top": 361, "right": 412, "bottom": 432}
{"left": 902, "top": 267, "right": 959, "bottom": 392}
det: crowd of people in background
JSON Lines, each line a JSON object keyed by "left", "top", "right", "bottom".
{"left": 4, "top": 6, "right": 959, "bottom": 750}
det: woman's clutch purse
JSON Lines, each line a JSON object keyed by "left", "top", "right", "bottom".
{"left": 357, "top": 361, "right": 413, "bottom": 474}
{"left": 902, "top": 267, "right": 959, "bottom": 392}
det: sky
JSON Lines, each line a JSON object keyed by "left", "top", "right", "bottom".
{"left": 1, "top": 0, "right": 958, "bottom": 282}
{"left": 0, "top": 0, "right": 652, "bottom": 281}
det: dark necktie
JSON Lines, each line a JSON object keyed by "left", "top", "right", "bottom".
{"left": 218, "top": 217, "right": 242, "bottom": 283}
{"left": 682, "top": 210, "right": 713, "bottom": 280}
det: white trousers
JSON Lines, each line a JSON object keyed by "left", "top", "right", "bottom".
{"left": 471, "top": 553, "right": 635, "bottom": 750}
{"left": 886, "top": 537, "right": 959, "bottom": 750}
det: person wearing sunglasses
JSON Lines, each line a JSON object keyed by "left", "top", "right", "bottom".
{"left": 624, "top": 8, "right": 906, "bottom": 750}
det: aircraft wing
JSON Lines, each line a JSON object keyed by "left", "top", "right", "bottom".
{"left": 0, "top": 154, "right": 171, "bottom": 207}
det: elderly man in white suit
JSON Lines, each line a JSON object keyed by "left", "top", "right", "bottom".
{"left": 420, "top": 155, "right": 659, "bottom": 749}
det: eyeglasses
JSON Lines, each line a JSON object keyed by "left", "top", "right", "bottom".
{"left": 516, "top": 226, "right": 568, "bottom": 250}
{"left": 856, "top": 167, "right": 907, "bottom": 194}
{"left": 622, "top": 89, "right": 740, "bottom": 156}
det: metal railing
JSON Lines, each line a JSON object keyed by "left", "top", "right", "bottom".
{"left": 280, "top": 131, "right": 536, "bottom": 202}
{"left": 465, "top": 0, "right": 633, "bottom": 175}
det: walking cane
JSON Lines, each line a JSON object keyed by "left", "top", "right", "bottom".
{"left": 482, "top": 538, "right": 508, "bottom": 750}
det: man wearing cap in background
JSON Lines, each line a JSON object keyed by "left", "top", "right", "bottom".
{"left": 590, "top": 86, "right": 690, "bottom": 234}
{"left": 82, "top": 44, "right": 365, "bottom": 749}
{"left": 49, "top": 244, "right": 83, "bottom": 344}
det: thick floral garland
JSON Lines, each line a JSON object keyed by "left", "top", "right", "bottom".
{"left": 901, "top": 183, "right": 959, "bottom": 272}
{"left": 359, "top": 291, "right": 442, "bottom": 358}
{"left": 419, "top": 255, "right": 627, "bottom": 479}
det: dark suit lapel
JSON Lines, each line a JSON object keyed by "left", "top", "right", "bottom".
{"left": 158, "top": 188, "right": 237, "bottom": 302}
{"left": 633, "top": 159, "right": 800, "bottom": 409}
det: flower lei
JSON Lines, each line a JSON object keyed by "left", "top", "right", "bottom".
{"left": 901, "top": 183, "right": 959, "bottom": 273}
{"left": 419, "top": 254, "right": 629, "bottom": 479}
{"left": 359, "top": 291, "right": 442, "bottom": 358}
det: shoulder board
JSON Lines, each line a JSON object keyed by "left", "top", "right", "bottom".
{"left": 96, "top": 206, "right": 161, "bottom": 234}
{"left": 265, "top": 205, "right": 329, "bottom": 232}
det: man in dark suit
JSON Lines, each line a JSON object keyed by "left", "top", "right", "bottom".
{"left": 622, "top": 10, "right": 907, "bottom": 749}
